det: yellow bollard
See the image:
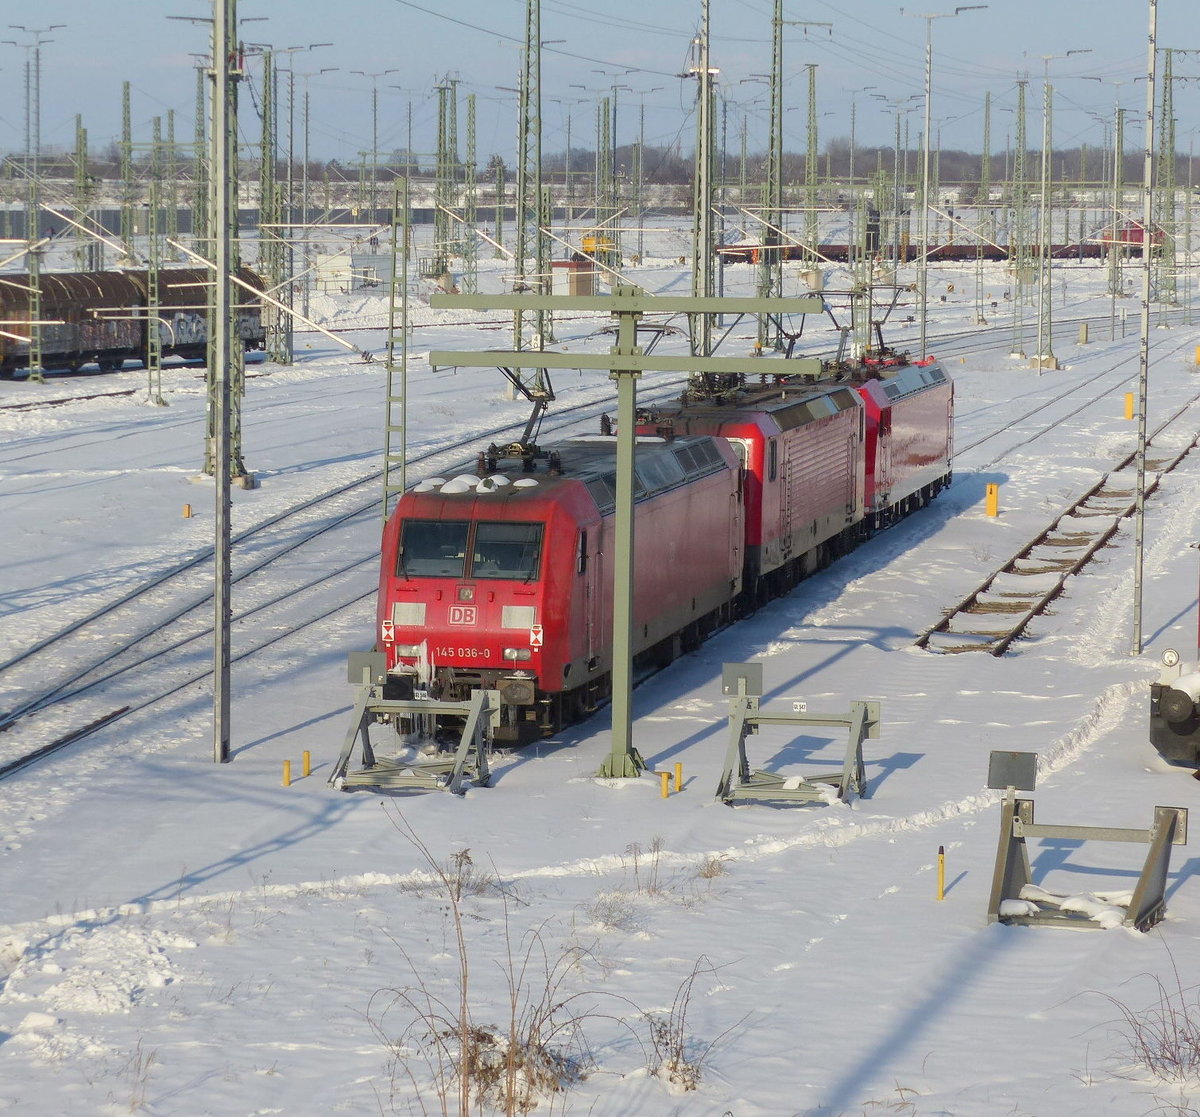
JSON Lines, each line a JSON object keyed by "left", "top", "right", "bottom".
{"left": 659, "top": 771, "right": 670, "bottom": 799}
{"left": 674, "top": 762, "right": 683, "bottom": 793}
{"left": 985, "top": 483, "right": 999, "bottom": 518}
{"left": 282, "top": 760, "right": 292, "bottom": 787}
{"left": 937, "top": 845, "right": 946, "bottom": 901}
{"left": 1078, "top": 322, "right": 1089, "bottom": 345}
{"left": 302, "top": 750, "right": 312, "bottom": 778}
{"left": 1125, "top": 392, "right": 1135, "bottom": 420}
{"left": 1194, "top": 345, "right": 1200, "bottom": 366}
{"left": 182, "top": 504, "right": 192, "bottom": 518}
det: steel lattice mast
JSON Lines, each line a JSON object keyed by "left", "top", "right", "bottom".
{"left": 1034, "top": 76, "right": 1057, "bottom": 370}
{"left": 193, "top": 63, "right": 209, "bottom": 248}
{"left": 688, "top": 0, "right": 717, "bottom": 365}
{"left": 1153, "top": 48, "right": 1177, "bottom": 304}
{"left": 26, "top": 54, "right": 44, "bottom": 382}
{"left": 73, "top": 114, "right": 95, "bottom": 270}
{"left": 166, "top": 110, "right": 180, "bottom": 256}
{"left": 1109, "top": 105, "right": 1125, "bottom": 303}
{"left": 756, "top": 0, "right": 784, "bottom": 351}
{"left": 805, "top": 63, "right": 819, "bottom": 265}
{"left": 512, "top": 0, "right": 548, "bottom": 374}
{"left": 463, "top": 92, "right": 478, "bottom": 293}
{"left": 434, "top": 80, "right": 452, "bottom": 276}
{"left": 1010, "top": 80, "right": 1029, "bottom": 359}
{"left": 203, "top": 3, "right": 248, "bottom": 482}
{"left": 974, "top": 91, "right": 991, "bottom": 325}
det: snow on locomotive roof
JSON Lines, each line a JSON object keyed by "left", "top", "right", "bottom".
{"left": 408, "top": 434, "right": 729, "bottom": 511}
{"left": 664, "top": 382, "right": 863, "bottom": 431}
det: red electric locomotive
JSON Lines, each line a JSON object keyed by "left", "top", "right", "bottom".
{"left": 855, "top": 357, "right": 954, "bottom": 528}
{"left": 637, "top": 382, "right": 866, "bottom": 599}
{"left": 377, "top": 435, "right": 744, "bottom": 743}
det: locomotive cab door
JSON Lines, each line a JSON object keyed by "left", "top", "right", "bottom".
{"left": 878, "top": 411, "right": 894, "bottom": 503}
{"left": 582, "top": 524, "right": 602, "bottom": 670}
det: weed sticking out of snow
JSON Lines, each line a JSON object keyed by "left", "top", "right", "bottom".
{"left": 1098, "top": 948, "right": 1200, "bottom": 1085}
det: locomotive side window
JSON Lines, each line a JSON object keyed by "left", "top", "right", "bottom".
{"left": 725, "top": 438, "right": 750, "bottom": 468}
{"left": 767, "top": 438, "right": 778, "bottom": 482}
{"left": 472, "top": 522, "right": 543, "bottom": 581}
{"left": 576, "top": 530, "right": 588, "bottom": 574}
{"left": 398, "top": 520, "right": 469, "bottom": 577}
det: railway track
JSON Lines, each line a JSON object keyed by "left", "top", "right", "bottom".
{"left": 915, "top": 393, "right": 1200, "bottom": 654}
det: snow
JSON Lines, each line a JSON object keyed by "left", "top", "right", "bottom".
{"left": 4, "top": 249, "right": 1200, "bottom": 1115}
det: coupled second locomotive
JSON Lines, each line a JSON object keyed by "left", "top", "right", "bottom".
{"left": 374, "top": 353, "right": 953, "bottom": 744}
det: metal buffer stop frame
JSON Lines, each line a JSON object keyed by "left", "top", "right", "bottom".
{"left": 986, "top": 750, "right": 1188, "bottom": 931}
{"left": 331, "top": 652, "right": 498, "bottom": 794}
{"left": 715, "top": 662, "right": 876, "bottom": 806}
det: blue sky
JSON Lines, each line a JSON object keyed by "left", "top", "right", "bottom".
{"left": 4, "top": 1, "right": 1195, "bottom": 168}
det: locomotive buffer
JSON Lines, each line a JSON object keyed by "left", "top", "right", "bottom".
{"left": 430, "top": 285, "right": 823, "bottom": 779}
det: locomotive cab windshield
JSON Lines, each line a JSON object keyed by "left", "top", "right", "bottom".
{"left": 399, "top": 519, "right": 543, "bottom": 581}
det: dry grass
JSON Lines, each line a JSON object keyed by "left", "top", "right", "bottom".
{"left": 1103, "top": 965, "right": 1200, "bottom": 1082}
{"left": 370, "top": 812, "right": 737, "bottom": 1113}
{"left": 643, "top": 956, "right": 740, "bottom": 1092}
{"left": 1086, "top": 943, "right": 1200, "bottom": 1092}
{"left": 371, "top": 808, "right": 600, "bottom": 1116}
{"left": 696, "top": 853, "right": 733, "bottom": 880}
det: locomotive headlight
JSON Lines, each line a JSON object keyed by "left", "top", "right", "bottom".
{"left": 503, "top": 647, "right": 533, "bottom": 661}
{"left": 1162, "top": 648, "right": 1181, "bottom": 668}
{"left": 394, "top": 644, "right": 422, "bottom": 657}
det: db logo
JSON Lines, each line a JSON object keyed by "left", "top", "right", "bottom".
{"left": 448, "top": 605, "right": 477, "bottom": 626}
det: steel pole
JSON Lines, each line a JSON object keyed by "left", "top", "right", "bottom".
{"left": 919, "top": 20, "right": 932, "bottom": 360}
{"left": 1132, "top": 0, "right": 1157, "bottom": 656}
{"left": 599, "top": 292, "right": 645, "bottom": 778}
{"left": 212, "top": 0, "right": 237, "bottom": 761}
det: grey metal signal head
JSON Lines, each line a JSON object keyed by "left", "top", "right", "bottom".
{"left": 722, "top": 662, "right": 763, "bottom": 697}
{"left": 987, "top": 750, "right": 1038, "bottom": 792}
{"left": 347, "top": 651, "right": 387, "bottom": 686}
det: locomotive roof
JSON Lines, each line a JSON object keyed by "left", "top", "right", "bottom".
{"left": 410, "top": 434, "right": 730, "bottom": 515}
{"left": 660, "top": 380, "right": 864, "bottom": 432}
{"left": 862, "top": 360, "right": 949, "bottom": 402}
{"left": 653, "top": 363, "right": 949, "bottom": 431}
